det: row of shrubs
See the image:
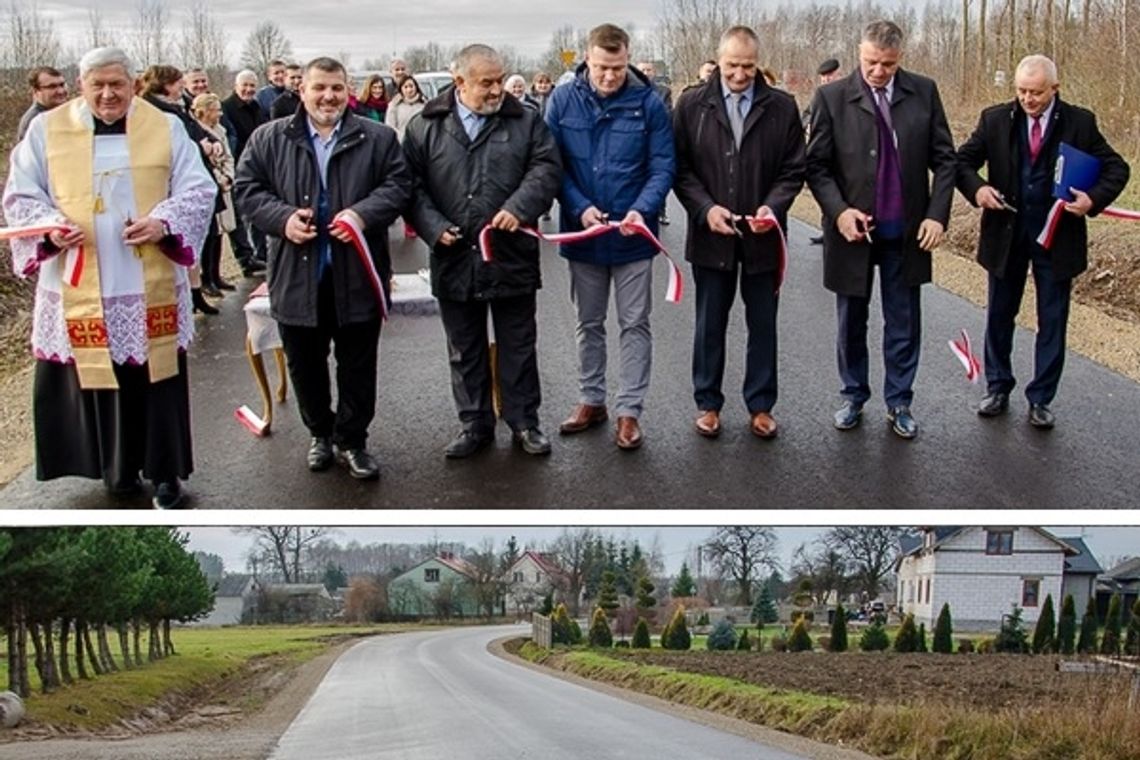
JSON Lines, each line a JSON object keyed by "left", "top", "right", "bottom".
{"left": 549, "top": 591, "right": 1140, "bottom": 655}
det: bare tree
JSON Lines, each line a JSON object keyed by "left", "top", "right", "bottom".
{"left": 240, "top": 20, "right": 293, "bottom": 76}
{"left": 1, "top": 0, "right": 62, "bottom": 78}
{"left": 703, "top": 527, "right": 778, "bottom": 606}
{"left": 177, "top": 4, "right": 227, "bottom": 74}
{"left": 86, "top": 4, "right": 112, "bottom": 48}
{"left": 790, "top": 541, "right": 850, "bottom": 605}
{"left": 824, "top": 527, "right": 904, "bottom": 602}
{"left": 549, "top": 528, "right": 596, "bottom": 616}
{"left": 236, "top": 527, "right": 332, "bottom": 583}
{"left": 127, "top": 0, "right": 169, "bottom": 69}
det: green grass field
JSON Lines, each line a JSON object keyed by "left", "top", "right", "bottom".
{"left": 0, "top": 624, "right": 415, "bottom": 730}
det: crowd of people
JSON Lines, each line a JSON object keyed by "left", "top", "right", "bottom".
{"left": 2, "top": 18, "right": 1130, "bottom": 508}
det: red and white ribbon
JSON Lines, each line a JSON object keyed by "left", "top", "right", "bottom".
{"left": 948, "top": 329, "right": 982, "bottom": 384}
{"left": 479, "top": 220, "right": 684, "bottom": 304}
{"left": 331, "top": 215, "right": 388, "bottom": 321}
{"left": 0, "top": 223, "right": 60, "bottom": 240}
{"left": 742, "top": 214, "right": 788, "bottom": 295}
{"left": 1037, "top": 199, "right": 1140, "bottom": 249}
{"left": 1, "top": 224, "right": 83, "bottom": 284}
{"left": 234, "top": 404, "right": 269, "bottom": 437}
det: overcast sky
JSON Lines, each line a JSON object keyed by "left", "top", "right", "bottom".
{"left": 183, "top": 525, "right": 1140, "bottom": 578}
{"left": 38, "top": 1, "right": 662, "bottom": 66}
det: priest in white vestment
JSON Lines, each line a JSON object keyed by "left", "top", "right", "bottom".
{"left": 2, "top": 47, "right": 215, "bottom": 509}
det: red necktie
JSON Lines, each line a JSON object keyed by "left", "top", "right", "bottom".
{"left": 1029, "top": 116, "right": 1043, "bottom": 164}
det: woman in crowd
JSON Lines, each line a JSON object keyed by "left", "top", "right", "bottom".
{"left": 529, "top": 72, "right": 554, "bottom": 116}
{"left": 356, "top": 74, "right": 389, "bottom": 121}
{"left": 506, "top": 74, "right": 539, "bottom": 110}
{"left": 384, "top": 74, "right": 426, "bottom": 142}
{"left": 139, "top": 65, "right": 224, "bottom": 314}
{"left": 191, "top": 92, "right": 238, "bottom": 309}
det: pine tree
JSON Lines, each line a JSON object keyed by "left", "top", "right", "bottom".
{"left": 829, "top": 603, "right": 848, "bottom": 652}
{"left": 551, "top": 603, "right": 573, "bottom": 645}
{"left": 538, "top": 592, "right": 554, "bottom": 617}
{"left": 788, "top": 617, "right": 813, "bottom": 651}
{"left": 752, "top": 584, "right": 779, "bottom": 624}
{"left": 588, "top": 606, "right": 613, "bottom": 648}
{"left": 663, "top": 605, "right": 691, "bottom": 650}
{"left": 598, "top": 571, "right": 620, "bottom": 619}
{"left": 707, "top": 619, "right": 738, "bottom": 650}
{"left": 894, "top": 613, "right": 918, "bottom": 652}
{"left": 933, "top": 603, "right": 954, "bottom": 653}
{"left": 1032, "top": 594, "right": 1056, "bottom": 654}
{"left": 737, "top": 628, "right": 752, "bottom": 651}
{"left": 1124, "top": 599, "right": 1140, "bottom": 656}
{"left": 1057, "top": 594, "right": 1077, "bottom": 655}
{"left": 671, "top": 562, "right": 696, "bottom": 598}
{"left": 860, "top": 621, "right": 889, "bottom": 651}
{"left": 995, "top": 606, "right": 1028, "bottom": 653}
{"left": 635, "top": 575, "right": 657, "bottom": 624}
{"left": 917, "top": 623, "right": 928, "bottom": 653}
{"left": 632, "top": 617, "right": 651, "bottom": 649}
{"left": 1077, "top": 596, "right": 1099, "bottom": 654}
{"left": 1100, "top": 594, "right": 1123, "bottom": 656}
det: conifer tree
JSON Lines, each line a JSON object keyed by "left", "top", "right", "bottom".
{"left": 1077, "top": 596, "right": 1099, "bottom": 654}
{"left": 663, "top": 605, "right": 691, "bottom": 650}
{"left": 1057, "top": 594, "right": 1077, "bottom": 655}
{"left": 632, "top": 617, "right": 651, "bottom": 649}
{"left": 933, "top": 603, "right": 954, "bottom": 653}
{"left": 860, "top": 621, "right": 889, "bottom": 651}
{"left": 894, "top": 613, "right": 918, "bottom": 653}
{"left": 788, "top": 617, "right": 813, "bottom": 651}
{"left": 751, "top": 584, "right": 779, "bottom": 624}
{"left": 1124, "top": 599, "right": 1140, "bottom": 656}
{"left": 671, "top": 562, "right": 696, "bottom": 598}
{"left": 588, "top": 606, "right": 613, "bottom": 648}
{"left": 737, "top": 628, "right": 752, "bottom": 651}
{"left": 598, "top": 571, "right": 620, "bottom": 619}
{"left": 551, "top": 603, "right": 573, "bottom": 645}
{"left": 1101, "top": 594, "right": 1123, "bottom": 656}
{"left": 707, "top": 619, "right": 738, "bottom": 650}
{"left": 917, "top": 622, "right": 928, "bottom": 652}
{"left": 1031, "top": 594, "right": 1056, "bottom": 654}
{"left": 829, "top": 603, "right": 848, "bottom": 652}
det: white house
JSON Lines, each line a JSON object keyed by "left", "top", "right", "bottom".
{"left": 193, "top": 573, "right": 255, "bottom": 626}
{"left": 501, "top": 550, "right": 569, "bottom": 617}
{"left": 896, "top": 527, "right": 1085, "bottom": 631}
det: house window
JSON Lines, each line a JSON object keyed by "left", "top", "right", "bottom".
{"left": 535, "top": 571, "right": 542, "bottom": 583}
{"left": 513, "top": 571, "right": 524, "bottom": 583}
{"left": 425, "top": 568, "right": 440, "bottom": 583}
{"left": 986, "top": 530, "right": 1014, "bottom": 555}
{"left": 1022, "top": 579, "right": 1040, "bottom": 607}
{"left": 924, "top": 578, "right": 931, "bottom": 604}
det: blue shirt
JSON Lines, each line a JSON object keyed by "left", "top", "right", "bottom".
{"left": 455, "top": 94, "right": 485, "bottom": 141}
{"left": 722, "top": 81, "right": 752, "bottom": 118}
{"left": 307, "top": 117, "right": 341, "bottom": 277}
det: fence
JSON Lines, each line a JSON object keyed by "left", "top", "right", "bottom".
{"left": 532, "top": 612, "right": 552, "bottom": 649}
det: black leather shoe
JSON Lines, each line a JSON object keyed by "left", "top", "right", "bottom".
{"left": 833, "top": 401, "right": 863, "bottom": 430}
{"left": 977, "top": 392, "right": 1010, "bottom": 417}
{"left": 445, "top": 430, "right": 493, "bottom": 459}
{"left": 152, "top": 480, "right": 187, "bottom": 509}
{"left": 887, "top": 406, "right": 919, "bottom": 439}
{"left": 1028, "top": 404, "right": 1055, "bottom": 429}
{"left": 307, "top": 436, "right": 334, "bottom": 471}
{"left": 335, "top": 447, "right": 380, "bottom": 480}
{"left": 215, "top": 278, "right": 236, "bottom": 291}
{"left": 513, "top": 427, "right": 552, "bottom": 455}
{"left": 242, "top": 262, "right": 267, "bottom": 277}
{"left": 200, "top": 284, "right": 223, "bottom": 298}
{"left": 810, "top": 235, "right": 823, "bottom": 245}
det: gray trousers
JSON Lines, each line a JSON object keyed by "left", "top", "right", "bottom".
{"left": 568, "top": 258, "right": 653, "bottom": 418}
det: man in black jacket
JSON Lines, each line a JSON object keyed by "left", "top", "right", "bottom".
{"left": 235, "top": 57, "right": 411, "bottom": 480}
{"left": 223, "top": 70, "right": 269, "bottom": 275}
{"left": 404, "top": 44, "right": 562, "bottom": 459}
{"left": 956, "top": 55, "right": 1129, "bottom": 429}
{"left": 673, "top": 26, "right": 805, "bottom": 440}
{"left": 806, "top": 20, "right": 956, "bottom": 440}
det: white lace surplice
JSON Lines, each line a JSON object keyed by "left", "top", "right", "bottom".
{"left": 2, "top": 102, "right": 216, "bottom": 364}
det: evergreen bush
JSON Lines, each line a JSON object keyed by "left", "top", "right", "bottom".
{"left": 663, "top": 605, "right": 691, "bottom": 650}
{"left": 1125, "top": 599, "right": 1140, "bottom": 656}
{"left": 917, "top": 623, "right": 928, "bottom": 653}
{"left": 894, "top": 613, "right": 918, "bottom": 653}
{"left": 994, "top": 607, "right": 1028, "bottom": 653}
{"left": 933, "top": 603, "right": 954, "bottom": 654}
{"left": 632, "top": 617, "right": 651, "bottom": 649}
{"left": 1101, "top": 594, "right": 1123, "bottom": 656}
{"left": 707, "top": 619, "right": 738, "bottom": 651}
{"left": 829, "top": 602, "right": 848, "bottom": 652}
{"left": 1057, "top": 594, "right": 1077, "bottom": 655}
{"left": 588, "top": 607, "right": 613, "bottom": 648}
{"left": 1032, "top": 594, "right": 1056, "bottom": 654}
{"left": 737, "top": 628, "right": 752, "bottom": 651}
{"left": 788, "top": 617, "right": 813, "bottom": 652}
{"left": 860, "top": 621, "right": 889, "bottom": 651}
{"left": 1077, "top": 596, "right": 1099, "bottom": 654}
{"left": 551, "top": 603, "right": 573, "bottom": 645}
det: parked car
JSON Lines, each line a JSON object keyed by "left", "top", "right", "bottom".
{"left": 414, "top": 71, "right": 455, "bottom": 99}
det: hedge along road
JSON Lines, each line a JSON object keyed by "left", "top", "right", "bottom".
{"left": 2, "top": 199, "right": 1140, "bottom": 508}
{"left": 269, "top": 624, "right": 870, "bottom": 760}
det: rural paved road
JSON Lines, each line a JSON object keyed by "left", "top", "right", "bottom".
{"left": 269, "top": 625, "right": 846, "bottom": 760}
{"left": 3, "top": 198, "right": 1139, "bottom": 507}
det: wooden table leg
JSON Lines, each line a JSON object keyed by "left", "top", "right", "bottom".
{"left": 273, "top": 348, "right": 288, "bottom": 403}
{"left": 245, "top": 335, "right": 274, "bottom": 431}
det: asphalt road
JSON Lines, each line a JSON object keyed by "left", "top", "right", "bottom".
{"left": 269, "top": 625, "right": 819, "bottom": 760}
{"left": 3, "top": 197, "right": 1140, "bottom": 507}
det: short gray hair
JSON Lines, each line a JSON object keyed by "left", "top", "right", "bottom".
{"left": 454, "top": 44, "right": 502, "bottom": 80}
{"left": 505, "top": 74, "right": 527, "bottom": 90}
{"left": 717, "top": 25, "right": 760, "bottom": 58}
{"left": 862, "top": 20, "right": 905, "bottom": 51}
{"left": 79, "top": 47, "right": 134, "bottom": 79}
{"left": 1016, "top": 54, "right": 1058, "bottom": 85}
{"left": 235, "top": 69, "right": 258, "bottom": 85}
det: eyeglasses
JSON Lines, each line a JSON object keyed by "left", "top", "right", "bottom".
{"left": 38, "top": 81, "right": 67, "bottom": 90}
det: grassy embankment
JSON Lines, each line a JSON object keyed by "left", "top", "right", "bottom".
{"left": 515, "top": 639, "right": 1140, "bottom": 760}
{"left": 0, "top": 624, "right": 413, "bottom": 731}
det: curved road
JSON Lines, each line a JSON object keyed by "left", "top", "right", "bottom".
{"left": 4, "top": 198, "right": 1140, "bottom": 507}
{"left": 270, "top": 625, "right": 838, "bottom": 760}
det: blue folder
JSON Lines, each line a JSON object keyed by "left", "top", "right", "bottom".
{"left": 1052, "top": 142, "right": 1101, "bottom": 201}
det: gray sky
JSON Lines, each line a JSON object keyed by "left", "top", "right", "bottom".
{"left": 40, "top": 1, "right": 662, "bottom": 66}
{"left": 184, "top": 525, "right": 1139, "bottom": 578}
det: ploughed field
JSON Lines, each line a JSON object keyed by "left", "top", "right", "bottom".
{"left": 613, "top": 650, "right": 1134, "bottom": 711}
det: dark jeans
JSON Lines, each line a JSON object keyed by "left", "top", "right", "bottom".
{"left": 278, "top": 278, "right": 382, "bottom": 450}
{"left": 984, "top": 236, "right": 1072, "bottom": 405}
{"left": 836, "top": 239, "right": 921, "bottom": 409}
{"left": 692, "top": 263, "right": 778, "bottom": 413}
{"left": 438, "top": 294, "right": 541, "bottom": 435}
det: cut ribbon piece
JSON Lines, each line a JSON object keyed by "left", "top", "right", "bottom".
{"left": 948, "top": 328, "right": 982, "bottom": 384}
{"left": 743, "top": 213, "right": 788, "bottom": 295}
{"left": 479, "top": 220, "right": 684, "bottom": 304}
{"left": 1037, "top": 199, "right": 1140, "bottom": 249}
{"left": 234, "top": 404, "right": 269, "bottom": 437}
{"left": 331, "top": 215, "right": 388, "bottom": 321}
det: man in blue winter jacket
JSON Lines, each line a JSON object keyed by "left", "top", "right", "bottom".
{"left": 545, "top": 23, "right": 676, "bottom": 450}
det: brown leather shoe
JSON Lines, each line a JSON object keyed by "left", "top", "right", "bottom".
{"left": 750, "top": 411, "right": 778, "bottom": 439}
{"left": 615, "top": 416, "right": 643, "bottom": 450}
{"left": 559, "top": 403, "right": 608, "bottom": 434}
{"left": 695, "top": 410, "right": 721, "bottom": 438}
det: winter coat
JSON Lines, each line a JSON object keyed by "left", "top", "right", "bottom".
{"left": 544, "top": 62, "right": 675, "bottom": 266}
{"left": 402, "top": 91, "right": 562, "bottom": 302}
{"left": 672, "top": 74, "right": 805, "bottom": 274}
{"left": 234, "top": 108, "right": 412, "bottom": 327}
{"left": 956, "top": 97, "right": 1129, "bottom": 281}
{"left": 385, "top": 97, "right": 426, "bottom": 143}
{"left": 221, "top": 93, "right": 266, "bottom": 159}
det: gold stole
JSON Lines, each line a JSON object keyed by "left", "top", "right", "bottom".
{"left": 44, "top": 97, "right": 180, "bottom": 390}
